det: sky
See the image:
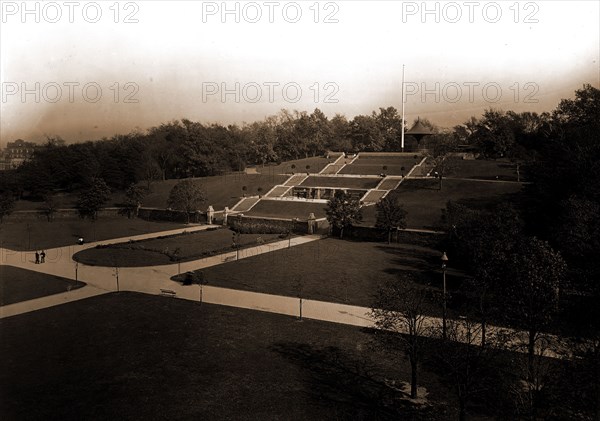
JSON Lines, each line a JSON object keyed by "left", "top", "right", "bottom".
{"left": 0, "top": 0, "right": 598, "bottom": 146}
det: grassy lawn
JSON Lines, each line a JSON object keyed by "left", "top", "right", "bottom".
{"left": 300, "top": 176, "right": 380, "bottom": 189}
{"left": 142, "top": 173, "right": 288, "bottom": 210}
{"left": 0, "top": 218, "right": 186, "bottom": 251}
{"left": 254, "top": 155, "right": 339, "bottom": 175}
{"left": 73, "top": 228, "right": 285, "bottom": 267}
{"left": 361, "top": 179, "right": 524, "bottom": 229}
{"left": 13, "top": 191, "right": 128, "bottom": 211}
{"left": 0, "top": 266, "right": 85, "bottom": 306}
{"left": 0, "top": 292, "right": 455, "bottom": 420}
{"left": 193, "top": 237, "right": 451, "bottom": 314}
{"left": 13, "top": 174, "right": 287, "bottom": 213}
{"left": 444, "top": 158, "right": 519, "bottom": 181}
{"left": 340, "top": 164, "right": 414, "bottom": 176}
{"left": 352, "top": 156, "right": 421, "bottom": 167}
{"left": 245, "top": 200, "right": 328, "bottom": 220}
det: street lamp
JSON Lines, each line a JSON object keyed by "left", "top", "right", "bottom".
{"left": 441, "top": 251, "right": 449, "bottom": 340}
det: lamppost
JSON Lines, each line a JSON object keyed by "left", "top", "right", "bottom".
{"left": 233, "top": 231, "right": 241, "bottom": 261}
{"left": 441, "top": 251, "right": 449, "bottom": 340}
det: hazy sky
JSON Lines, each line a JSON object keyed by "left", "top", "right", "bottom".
{"left": 1, "top": 0, "right": 598, "bottom": 146}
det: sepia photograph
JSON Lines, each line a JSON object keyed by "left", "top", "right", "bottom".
{"left": 1, "top": 1, "right": 599, "bottom": 419}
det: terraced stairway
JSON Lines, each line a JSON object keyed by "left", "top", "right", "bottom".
{"left": 320, "top": 153, "right": 347, "bottom": 174}
{"left": 376, "top": 177, "right": 403, "bottom": 190}
{"left": 231, "top": 196, "right": 261, "bottom": 212}
{"left": 283, "top": 174, "right": 308, "bottom": 186}
{"left": 265, "top": 185, "right": 292, "bottom": 197}
{"left": 361, "top": 189, "right": 388, "bottom": 204}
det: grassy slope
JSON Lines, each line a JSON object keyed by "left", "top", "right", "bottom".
{"left": 444, "top": 158, "right": 519, "bottom": 181}
{"left": 0, "top": 292, "right": 454, "bottom": 421}
{"left": 361, "top": 178, "right": 524, "bottom": 229}
{"left": 300, "top": 176, "right": 380, "bottom": 189}
{"left": 0, "top": 266, "right": 85, "bottom": 306}
{"left": 142, "top": 173, "right": 288, "bottom": 210}
{"left": 245, "top": 200, "right": 328, "bottom": 219}
{"left": 254, "top": 156, "right": 337, "bottom": 175}
{"left": 0, "top": 218, "right": 186, "bottom": 251}
{"left": 13, "top": 174, "right": 287, "bottom": 212}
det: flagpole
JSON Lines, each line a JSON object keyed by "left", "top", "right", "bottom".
{"left": 401, "top": 64, "right": 406, "bottom": 152}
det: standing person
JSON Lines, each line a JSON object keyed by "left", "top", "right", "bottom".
{"left": 35, "top": 251, "right": 40, "bottom": 264}
{"left": 40, "top": 250, "right": 46, "bottom": 263}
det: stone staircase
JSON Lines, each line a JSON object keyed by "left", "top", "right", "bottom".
{"left": 265, "top": 185, "right": 292, "bottom": 197}
{"left": 231, "top": 196, "right": 261, "bottom": 212}
{"left": 360, "top": 189, "right": 388, "bottom": 204}
{"left": 283, "top": 174, "right": 308, "bottom": 186}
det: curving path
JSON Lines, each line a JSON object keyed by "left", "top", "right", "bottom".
{"left": 0, "top": 224, "right": 570, "bottom": 359}
{"left": 0, "top": 225, "right": 322, "bottom": 318}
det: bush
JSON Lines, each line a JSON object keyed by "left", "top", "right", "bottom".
{"left": 229, "top": 217, "right": 291, "bottom": 234}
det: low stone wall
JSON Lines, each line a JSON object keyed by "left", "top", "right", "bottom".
{"left": 228, "top": 214, "right": 306, "bottom": 234}
{"left": 227, "top": 214, "right": 329, "bottom": 235}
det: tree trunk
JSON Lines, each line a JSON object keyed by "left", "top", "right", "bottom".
{"left": 387, "top": 230, "right": 391, "bottom": 244}
{"left": 339, "top": 227, "right": 344, "bottom": 239}
{"left": 528, "top": 330, "right": 536, "bottom": 385}
{"left": 481, "top": 318, "right": 486, "bottom": 348}
{"left": 459, "top": 399, "right": 467, "bottom": 421}
{"left": 410, "top": 360, "right": 418, "bottom": 399}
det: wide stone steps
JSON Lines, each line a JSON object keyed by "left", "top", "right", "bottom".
{"left": 283, "top": 175, "right": 308, "bottom": 186}
{"left": 231, "top": 197, "right": 261, "bottom": 212}
{"left": 266, "top": 185, "right": 292, "bottom": 197}
{"left": 361, "top": 189, "right": 387, "bottom": 203}
{"left": 377, "top": 177, "right": 403, "bottom": 190}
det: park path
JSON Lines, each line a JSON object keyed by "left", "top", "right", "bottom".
{"left": 0, "top": 226, "right": 568, "bottom": 359}
{"left": 0, "top": 227, "right": 322, "bottom": 318}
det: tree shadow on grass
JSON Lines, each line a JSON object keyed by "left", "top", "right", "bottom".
{"left": 271, "top": 341, "right": 438, "bottom": 421}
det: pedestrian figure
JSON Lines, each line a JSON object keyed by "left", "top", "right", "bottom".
{"left": 35, "top": 251, "right": 40, "bottom": 264}
{"left": 40, "top": 250, "right": 46, "bottom": 263}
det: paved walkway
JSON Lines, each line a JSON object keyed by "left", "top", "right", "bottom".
{"left": 0, "top": 226, "right": 569, "bottom": 359}
{"left": 0, "top": 227, "right": 322, "bottom": 318}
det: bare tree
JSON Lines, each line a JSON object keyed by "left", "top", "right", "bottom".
{"left": 433, "top": 316, "right": 503, "bottom": 421}
{"left": 371, "top": 281, "right": 431, "bottom": 399}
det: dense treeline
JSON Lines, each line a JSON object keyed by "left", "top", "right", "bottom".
{"left": 1, "top": 101, "right": 562, "bottom": 197}
{"left": 439, "top": 85, "right": 600, "bottom": 419}
{"left": 0, "top": 107, "right": 412, "bottom": 196}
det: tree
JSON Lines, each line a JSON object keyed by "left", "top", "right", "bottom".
{"left": 443, "top": 201, "right": 524, "bottom": 346}
{"left": 349, "top": 114, "right": 384, "bottom": 152}
{"left": 325, "top": 190, "right": 362, "bottom": 239}
{"left": 431, "top": 316, "right": 502, "bottom": 421}
{"left": 123, "top": 184, "right": 147, "bottom": 218}
{"left": 375, "top": 193, "right": 407, "bottom": 244}
{"left": 373, "top": 107, "right": 404, "bottom": 151}
{"left": 76, "top": 177, "right": 111, "bottom": 220}
{"left": 428, "top": 132, "right": 458, "bottom": 190}
{"left": 167, "top": 179, "right": 206, "bottom": 223}
{"left": 0, "top": 191, "right": 15, "bottom": 223}
{"left": 500, "top": 236, "right": 565, "bottom": 415}
{"left": 40, "top": 194, "right": 57, "bottom": 222}
{"left": 468, "top": 109, "right": 517, "bottom": 159}
{"left": 371, "top": 282, "right": 431, "bottom": 399}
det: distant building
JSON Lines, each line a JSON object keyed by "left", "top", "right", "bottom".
{"left": 0, "top": 139, "right": 38, "bottom": 170}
